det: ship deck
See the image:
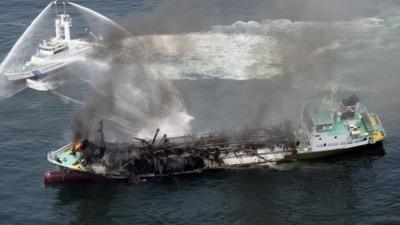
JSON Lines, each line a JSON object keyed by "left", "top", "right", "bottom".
{"left": 5, "top": 41, "right": 94, "bottom": 75}
{"left": 48, "top": 144, "right": 88, "bottom": 171}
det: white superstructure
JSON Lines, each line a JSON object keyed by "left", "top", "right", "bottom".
{"left": 3, "top": 5, "right": 95, "bottom": 81}
{"left": 296, "top": 94, "right": 386, "bottom": 159}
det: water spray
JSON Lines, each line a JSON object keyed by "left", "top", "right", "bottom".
{"left": 85, "top": 28, "right": 100, "bottom": 41}
{"left": 68, "top": 1, "right": 132, "bottom": 37}
{"left": 0, "top": 2, "right": 53, "bottom": 74}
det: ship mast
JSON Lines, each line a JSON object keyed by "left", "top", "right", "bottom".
{"left": 63, "top": 0, "right": 66, "bottom": 15}
{"left": 54, "top": 0, "right": 71, "bottom": 41}
{"left": 54, "top": 0, "right": 58, "bottom": 16}
{"left": 329, "top": 84, "right": 338, "bottom": 102}
{"left": 98, "top": 120, "right": 106, "bottom": 155}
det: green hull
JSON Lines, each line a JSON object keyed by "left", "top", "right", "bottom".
{"left": 294, "top": 142, "right": 383, "bottom": 160}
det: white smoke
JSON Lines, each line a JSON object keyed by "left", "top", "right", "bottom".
{"left": 72, "top": 54, "right": 193, "bottom": 141}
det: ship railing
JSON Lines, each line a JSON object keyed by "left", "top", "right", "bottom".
{"left": 47, "top": 143, "right": 73, "bottom": 165}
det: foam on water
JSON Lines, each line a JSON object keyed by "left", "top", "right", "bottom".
{"left": 126, "top": 31, "right": 281, "bottom": 80}
{"left": 25, "top": 78, "right": 67, "bottom": 92}
{"left": 120, "top": 11, "right": 398, "bottom": 91}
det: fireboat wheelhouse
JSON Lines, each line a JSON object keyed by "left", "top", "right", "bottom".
{"left": 3, "top": 2, "right": 96, "bottom": 81}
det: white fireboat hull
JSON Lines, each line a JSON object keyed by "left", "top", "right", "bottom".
{"left": 4, "top": 45, "right": 95, "bottom": 81}
{"left": 4, "top": 62, "right": 65, "bottom": 81}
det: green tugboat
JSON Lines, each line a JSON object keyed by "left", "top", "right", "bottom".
{"left": 295, "top": 92, "right": 385, "bottom": 159}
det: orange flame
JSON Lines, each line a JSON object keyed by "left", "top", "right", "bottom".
{"left": 74, "top": 139, "right": 83, "bottom": 151}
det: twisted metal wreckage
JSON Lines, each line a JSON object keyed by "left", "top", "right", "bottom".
{"left": 45, "top": 121, "right": 296, "bottom": 182}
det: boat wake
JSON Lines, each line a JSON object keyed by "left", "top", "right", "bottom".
{"left": 25, "top": 79, "right": 63, "bottom": 91}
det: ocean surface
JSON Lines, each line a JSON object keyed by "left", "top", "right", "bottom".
{"left": 1, "top": 1, "right": 400, "bottom": 225}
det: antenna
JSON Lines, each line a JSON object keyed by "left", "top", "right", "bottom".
{"left": 151, "top": 128, "right": 160, "bottom": 146}
{"left": 329, "top": 83, "right": 338, "bottom": 102}
{"left": 54, "top": 0, "right": 58, "bottom": 16}
{"left": 62, "top": 0, "right": 66, "bottom": 14}
{"left": 98, "top": 120, "right": 106, "bottom": 154}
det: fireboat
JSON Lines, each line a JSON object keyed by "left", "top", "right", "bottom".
{"left": 3, "top": 1, "right": 97, "bottom": 82}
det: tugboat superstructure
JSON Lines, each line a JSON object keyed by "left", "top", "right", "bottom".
{"left": 295, "top": 93, "right": 385, "bottom": 159}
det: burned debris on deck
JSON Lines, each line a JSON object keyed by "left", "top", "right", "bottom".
{"left": 63, "top": 121, "right": 296, "bottom": 180}
{"left": 46, "top": 94, "right": 387, "bottom": 183}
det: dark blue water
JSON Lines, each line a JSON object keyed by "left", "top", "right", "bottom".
{"left": 1, "top": 1, "right": 400, "bottom": 224}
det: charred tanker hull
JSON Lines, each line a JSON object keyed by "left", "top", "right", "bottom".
{"left": 47, "top": 125, "right": 296, "bottom": 181}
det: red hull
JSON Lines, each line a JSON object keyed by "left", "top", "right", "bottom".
{"left": 43, "top": 170, "right": 106, "bottom": 183}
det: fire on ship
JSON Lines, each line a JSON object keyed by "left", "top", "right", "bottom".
{"left": 45, "top": 121, "right": 296, "bottom": 183}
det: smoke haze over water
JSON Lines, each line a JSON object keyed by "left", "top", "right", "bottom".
{"left": 72, "top": 0, "right": 400, "bottom": 137}
{"left": 119, "top": 15, "right": 397, "bottom": 86}
{"left": 72, "top": 37, "right": 193, "bottom": 141}
{"left": 114, "top": 0, "right": 400, "bottom": 87}
{"left": 104, "top": 0, "right": 400, "bottom": 131}
{"left": 3, "top": 0, "right": 400, "bottom": 138}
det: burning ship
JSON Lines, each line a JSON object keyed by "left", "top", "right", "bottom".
{"left": 45, "top": 94, "right": 385, "bottom": 183}
{"left": 3, "top": 2, "right": 96, "bottom": 82}
{"left": 45, "top": 122, "right": 295, "bottom": 182}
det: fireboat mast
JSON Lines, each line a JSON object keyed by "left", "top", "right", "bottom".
{"left": 63, "top": 0, "right": 66, "bottom": 15}
{"left": 2, "top": 0, "right": 96, "bottom": 81}
{"left": 54, "top": 0, "right": 58, "bottom": 16}
{"left": 54, "top": 0, "right": 71, "bottom": 41}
